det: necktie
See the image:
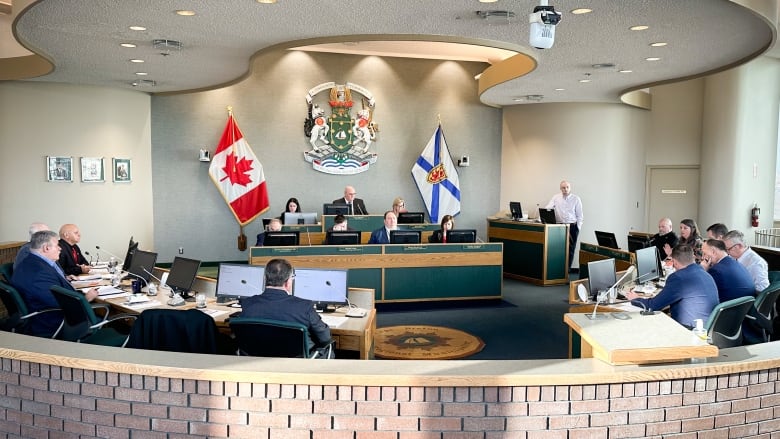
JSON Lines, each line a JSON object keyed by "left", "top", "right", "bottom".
{"left": 348, "top": 203, "right": 353, "bottom": 215}
{"left": 72, "top": 247, "right": 78, "bottom": 263}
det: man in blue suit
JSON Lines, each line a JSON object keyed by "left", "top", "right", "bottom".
{"left": 701, "top": 239, "right": 756, "bottom": 302}
{"left": 11, "top": 230, "right": 98, "bottom": 336}
{"left": 368, "top": 211, "right": 397, "bottom": 244}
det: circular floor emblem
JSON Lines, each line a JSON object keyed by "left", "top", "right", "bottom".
{"left": 374, "top": 325, "right": 485, "bottom": 360}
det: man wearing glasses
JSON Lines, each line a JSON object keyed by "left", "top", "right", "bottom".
{"left": 241, "top": 258, "right": 333, "bottom": 358}
{"left": 333, "top": 185, "right": 368, "bottom": 215}
{"left": 723, "top": 230, "right": 769, "bottom": 292}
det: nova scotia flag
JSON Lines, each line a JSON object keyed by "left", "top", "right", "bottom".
{"left": 411, "top": 124, "right": 461, "bottom": 224}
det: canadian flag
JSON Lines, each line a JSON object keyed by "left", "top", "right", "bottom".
{"left": 209, "top": 113, "right": 270, "bottom": 225}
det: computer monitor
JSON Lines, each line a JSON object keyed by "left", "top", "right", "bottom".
{"left": 121, "top": 237, "right": 138, "bottom": 272}
{"left": 323, "top": 203, "right": 350, "bottom": 216}
{"left": 166, "top": 257, "right": 201, "bottom": 300}
{"left": 509, "top": 201, "right": 523, "bottom": 220}
{"left": 293, "top": 268, "right": 349, "bottom": 312}
{"left": 127, "top": 249, "right": 157, "bottom": 283}
{"left": 282, "top": 212, "right": 318, "bottom": 225}
{"left": 635, "top": 246, "right": 662, "bottom": 284}
{"left": 326, "top": 231, "right": 361, "bottom": 245}
{"left": 263, "top": 231, "right": 300, "bottom": 247}
{"left": 215, "top": 263, "right": 265, "bottom": 303}
{"left": 538, "top": 208, "right": 557, "bottom": 224}
{"left": 447, "top": 229, "right": 477, "bottom": 243}
{"left": 627, "top": 234, "right": 652, "bottom": 253}
{"left": 396, "top": 212, "right": 425, "bottom": 224}
{"left": 587, "top": 258, "right": 616, "bottom": 302}
{"left": 390, "top": 230, "right": 421, "bottom": 244}
{"left": 595, "top": 231, "right": 620, "bottom": 249}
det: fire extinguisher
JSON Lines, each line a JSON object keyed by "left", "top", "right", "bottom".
{"left": 751, "top": 204, "right": 760, "bottom": 227}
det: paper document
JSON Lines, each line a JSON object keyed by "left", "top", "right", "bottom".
{"left": 198, "top": 308, "right": 228, "bottom": 318}
{"left": 320, "top": 315, "right": 348, "bottom": 327}
{"left": 97, "top": 285, "right": 124, "bottom": 296}
{"left": 76, "top": 274, "right": 102, "bottom": 281}
{"left": 99, "top": 292, "right": 130, "bottom": 300}
{"left": 609, "top": 302, "right": 644, "bottom": 312}
{"left": 122, "top": 300, "right": 161, "bottom": 310}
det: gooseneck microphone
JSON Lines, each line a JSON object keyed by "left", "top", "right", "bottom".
{"left": 84, "top": 251, "right": 93, "bottom": 265}
{"left": 587, "top": 266, "right": 636, "bottom": 320}
{"left": 95, "top": 245, "right": 123, "bottom": 265}
{"left": 141, "top": 266, "right": 164, "bottom": 285}
{"left": 124, "top": 271, "right": 149, "bottom": 290}
{"left": 355, "top": 202, "right": 364, "bottom": 215}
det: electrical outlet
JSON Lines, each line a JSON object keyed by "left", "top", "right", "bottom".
{"left": 178, "top": 247, "right": 184, "bottom": 254}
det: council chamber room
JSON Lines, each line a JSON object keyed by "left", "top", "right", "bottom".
{"left": 1, "top": 0, "right": 780, "bottom": 437}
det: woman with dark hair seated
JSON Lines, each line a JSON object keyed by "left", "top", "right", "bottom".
{"left": 429, "top": 215, "right": 454, "bottom": 243}
{"left": 280, "top": 197, "right": 301, "bottom": 219}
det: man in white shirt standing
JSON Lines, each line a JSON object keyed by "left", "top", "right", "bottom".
{"left": 723, "top": 229, "right": 770, "bottom": 293}
{"left": 546, "top": 180, "right": 584, "bottom": 273}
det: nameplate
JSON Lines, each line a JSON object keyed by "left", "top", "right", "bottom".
{"left": 271, "top": 247, "right": 300, "bottom": 254}
{"left": 402, "top": 245, "right": 428, "bottom": 251}
{"left": 336, "top": 247, "right": 364, "bottom": 253}
{"left": 462, "top": 244, "right": 486, "bottom": 250}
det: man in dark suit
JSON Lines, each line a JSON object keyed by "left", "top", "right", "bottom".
{"left": 58, "top": 223, "right": 91, "bottom": 276}
{"left": 241, "top": 258, "right": 333, "bottom": 357}
{"left": 11, "top": 230, "right": 98, "bottom": 336}
{"left": 256, "top": 218, "right": 282, "bottom": 246}
{"left": 332, "top": 185, "right": 368, "bottom": 215}
{"left": 368, "top": 211, "right": 397, "bottom": 244}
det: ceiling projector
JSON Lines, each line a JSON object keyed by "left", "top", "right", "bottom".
{"left": 529, "top": 0, "right": 562, "bottom": 49}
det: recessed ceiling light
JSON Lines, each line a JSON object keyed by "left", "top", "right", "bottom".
{"left": 554, "top": 88, "right": 565, "bottom": 91}
{"left": 120, "top": 43, "right": 136, "bottom": 48}
{"left": 571, "top": 8, "right": 592, "bottom": 14}
{"left": 650, "top": 42, "right": 667, "bottom": 47}
{"left": 135, "top": 72, "right": 148, "bottom": 76}
{"left": 256, "top": 0, "right": 277, "bottom": 3}
{"left": 129, "top": 26, "right": 147, "bottom": 31}
{"left": 619, "top": 69, "right": 633, "bottom": 73}
{"left": 175, "top": 10, "right": 196, "bottom": 16}
{"left": 579, "top": 79, "right": 591, "bottom": 83}
{"left": 645, "top": 57, "right": 661, "bottom": 61}
{"left": 479, "top": 0, "right": 499, "bottom": 3}
{"left": 630, "top": 25, "right": 649, "bottom": 31}
{"left": 129, "top": 59, "right": 145, "bottom": 63}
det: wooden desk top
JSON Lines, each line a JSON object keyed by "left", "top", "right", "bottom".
{"left": 564, "top": 311, "right": 718, "bottom": 365}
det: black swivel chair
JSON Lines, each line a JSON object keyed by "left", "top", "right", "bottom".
{"left": 0, "top": 280, "right": 62, "bottom": 337}
{"left": 126, "top": 309, "right": 220, "bottom": 354}
{"left": 229, "top": 317, "right": 334, "bottom": 359}
{"left": 744, "top": 282, "right": 780, "bottom": 344}
{"left": 704, "top": 296, "right": 756, "bottom": 348}
{"left": 0, "top": 262, "right": 13, "bottom": 283}
{"left": 49, "top": 285, "right": 136, "bottom": 346}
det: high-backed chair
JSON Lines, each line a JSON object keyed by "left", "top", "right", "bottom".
{"left": 229, "top": 317, "right": 334, "bottom": 359}
{"left": 704, "top": 296, "right": 755, "bottom": 348}
{"left": 0, "top": 263, "right": 13, "bottom": 283}
{"left": 49, "top": 285, "right": 136, "bottom": 346}
{"left": 744, "top": 282, "right": 780, "bottom": 344}
{"left": 0, "top": 280, "right": 62, "bottom": 337}
{"left": 126, "top": 309, "right": 220, "bottom": 354}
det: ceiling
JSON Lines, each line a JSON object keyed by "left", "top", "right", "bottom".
{"left": 2, "top": 0, "right": 778, "bottom": 107}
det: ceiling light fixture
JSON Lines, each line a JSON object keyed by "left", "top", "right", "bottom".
{"left": 129, "top": 59, "right": 145, "bottom": 63}
{"left": 645, "top": 57, "right": 661, "bottom": 61}
{"left": 619, "top": 69, "right": 633, "bottom": 73}
{"left": 554, "top": 88, "right": 565, "bottom": 91}
{"left": 476, "top": 10, "right": 516, "bottom": 24}
{"left": 175, "top": 10, "right": 196, "bottom": 16}
{"left": 153, "top": 39, "right": 183, "bottom": 56}
{"left": 650, "top": 42, "right": 667, "bottom": 47}
{"left": 135, "top": 72, "right": 148, "bottom": 76}
{"left": 129, "top": 26, "right": 147, "bottom": 31}
{"left": 130, "top": 79, "right": 156, "bottom": 87}
{"left": 120, "top": 43, "right": 136, "bottom": 48}
{"left": 571, "top": 8, "right": 592, "bottom": 14}
{"left": 479, "top": 0, "right": 499, "bottom": 3}
{"left": 630, "top": 25, "right": 649, "bottom": 31}
{"left": 256, "top": 0, "right": 277, "bottom": 3}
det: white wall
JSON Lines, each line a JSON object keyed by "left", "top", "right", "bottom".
{"left": 0, "top": 82, "right": 154, "bottom": 259}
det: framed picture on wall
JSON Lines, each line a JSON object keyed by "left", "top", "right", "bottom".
{"left": 46, "top": 156, "right": 73, "bottom": 182}
{"left": 112, "top": 158, "right": 131, "bottom": 183}
{"left": 80, "top": 157, "right": 105, "bottom": 183}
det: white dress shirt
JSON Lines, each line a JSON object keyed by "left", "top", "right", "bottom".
{"left": 546, "top": 193, "right": 583, "bottom": 228}
{"left": 737, "top": 247, "right": 770, "bottom": 292}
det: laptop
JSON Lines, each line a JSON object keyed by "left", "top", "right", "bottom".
{"left": 538, "top": 208, "right": 557, "bottom": 224}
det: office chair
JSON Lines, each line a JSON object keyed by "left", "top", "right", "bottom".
{"left": 743, "top": 282, "right": 780, "bottom": 344}
{"left": 704, "top": 296, "right": 755, "bottom": 349}
{"left": 49, "top": 285, "right": 136, "bottom": 347}
{"left": 768, "top": 271, "right": 780, "bottom": 284}
{"left": 0, "top": 263, "right": 13, "bottom": 283}
{"left": 0, "top": 280, "right": 62, "bottom": 337}
{"left": 126, "top": 309, "right": 220, "bottom": 354}
{"left": 229, "top": 317, "right": 334, "bottom": 359}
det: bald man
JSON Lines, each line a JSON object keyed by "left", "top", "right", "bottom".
{"left": 58, "top": 224, "right": 91, "bottom": 276}
{"left": 333, "top": 185, "right": 368, "bottom": 215}
{"left": 546, "top": 180, "right": 583, "bottom": 273}
{"left": 651, "top": 218, "right": 679, "bottom": 260}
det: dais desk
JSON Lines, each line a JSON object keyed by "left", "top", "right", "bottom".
{"left": 486, "top": 218, "right": 568, "bottom": 286}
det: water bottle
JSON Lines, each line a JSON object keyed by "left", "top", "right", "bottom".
{"left": 108, "top": 256, "right": 117, "bottom": 274}
{"left": 692, "top": 319, "right": 707, "bottom": 341}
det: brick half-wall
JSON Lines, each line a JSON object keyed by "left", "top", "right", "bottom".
{"left": 1, "top": 356, "right": 780, "bottom": 438}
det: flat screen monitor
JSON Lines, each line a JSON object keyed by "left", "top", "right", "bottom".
{"left": 121, "top": 237, "right": 138, "bottom": 272}
{"left": 283, "top": 212, "right": 318, "bottom": 225}
{"left": 166, "top": 257, "right": 201, "bottom": 299}
{"left": 390, "top": 230, "right": 421, "bottom": 244}
{"left": 627, "top": 234, "right": 652, "bottom": 253}
{"left": 509, "top": 201, "right": 523, "bottom": 220}
{"left": 215, "top": 263, "right": 265, "bottom": 302}
{"left": 326, "top": 231, "right": 361, "bottom": 245}
{"left": 635, "top": 246, "right": 662, "bottom": 284}
{"left": 538, "top": 208, "right": 557, "bottom": 224}
{"left": 595, "top": 231, "right": 620, "bottom": 249}
{"left": 587, "top": 258, "right": 616, "bottom": 302}
{"left": 447, "top": 229, "right": 477, "bottom": 243}
{"left": 293, "top": 268, "right": 349, "bottom": 312}
{"left": 323, "top": 203, "right": 350, "bottom": 216}
{"left": 396, "top": 212, "right": 425, "bottom": 224}
{"left": 127, "top": 249, "right": 157, "bottom": 283}
{"left": 263, "top": 231, "right": 300, "bottom": 247}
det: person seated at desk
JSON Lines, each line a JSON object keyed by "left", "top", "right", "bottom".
{"left": 241, "top": 258, "right": 333, "bottom": 358}
{"left": 368, "top": 211, "right": 397, "bottom": 244}
{"left": 392, "top": 197, "right": 406, "bottom": 217}
{"left": 679, "top": 219, "right": 704, "bottom": 264}
{"left": 327, "top": 214, "right": 354, "bottom": 232}
{"left": 625, "top": 244, "right": 718, "bottom": 329}
{"left": 429, "top": 215, "right": 454, "bottom": 243}
{"left": 723, "top": 229, "right": 770, "bottom": 293}
{"left": 256, "top": 218, "right": 282, "bottom": 246}
{"left": 706, "top": 223, "right": 728, "bottom": 240}
{"left": 57, "top": 223, "right": 91, "bottom": 275}
{"left": 12, "top": 230, "right": 99, "bottom": 336}
{"left": 701, "top": 239, "right": 755, "bottom": 302}
{"left": 13, "top": 222, "right": 50, "bottom": 270}
{"left": 651, "top": 217, "right": 679, "bottom": 260}
{"left": 333, "top": 185, "right": 368, "bottom": 215}
{"left": 280, "top": 197, "right": 301, "bottom": 219}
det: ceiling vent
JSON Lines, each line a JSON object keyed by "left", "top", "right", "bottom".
{"left": 152, "top": 39, "right": 182, "bottom": 56}
{"left": 131, "top": 79, "right": 157, "bottom": 87}
{"left": 476, "top": 10, "right": 516, "bottom": 24}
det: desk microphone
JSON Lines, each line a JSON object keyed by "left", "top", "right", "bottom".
{"left": 124, "top": 270, "right": 149, "bottom": 290}
{"left": 141, "top": 266, "right": 165, "bottom": 286}
{"left": 95, "top": 245, "right": 123, "bottom": 265}
{"left": 355, "top": 202, "right": 364, "bottom": 215}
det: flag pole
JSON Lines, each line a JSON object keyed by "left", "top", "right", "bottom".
{"left": 226, "top": 106, "right": 248, "bottom": 251}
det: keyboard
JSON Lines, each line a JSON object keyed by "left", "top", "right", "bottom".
{"left": 216, "top": 296, "right": 237, "bottom": 304}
